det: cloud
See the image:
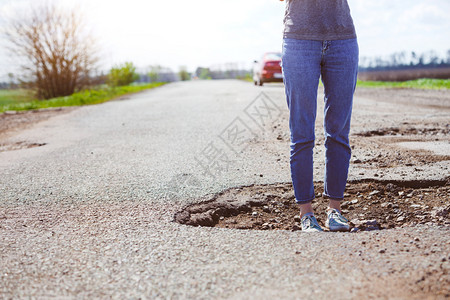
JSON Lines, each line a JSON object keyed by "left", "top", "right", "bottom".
{"left": 349, "top": 0, "right": 450, "bottom": 57}
{"left": 398, "top": 3, "right": 449, "bottom": 30}
{"left": 76, "top": 0, "right": 284, "bottom": 71}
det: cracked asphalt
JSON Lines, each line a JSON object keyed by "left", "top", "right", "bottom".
{"left": 0, "top": 80, "right": 449, "bottom": 299}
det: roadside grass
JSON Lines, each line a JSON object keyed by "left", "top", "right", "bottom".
{"left": 356, "top": 78, "right": 450, "bottom": 90}
{"left": 0, "top": 83, "right": 166, "bottom": 113}
{"left": 237, "top": 74, "right": 253, "bottom": 82}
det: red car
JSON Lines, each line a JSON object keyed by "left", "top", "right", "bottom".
{"left": 253, "top": 52, "right": 283, "bottom": 86}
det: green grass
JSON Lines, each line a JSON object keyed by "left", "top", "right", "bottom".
{"left": 0, "top": 89, "right": 36, "bottom": 106}
{"left": 356, "top": 78, "right": 450, "bottom": 90}
{"left": 237, "top": 74, "right": 253, "bottom": 82}
{"left": 0, "top": 83, "right": 166, "bottom": 113}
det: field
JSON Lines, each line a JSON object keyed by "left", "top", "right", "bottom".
{"left": 358, "top": 67, "right": 450, "bottom": 82}
{"left": 0, "top": 83, "right": 166, "bottom": 113}
{"left": 0, "top": 89, "right": 36, "bottom": 106}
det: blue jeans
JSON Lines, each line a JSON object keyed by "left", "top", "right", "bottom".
{"left": 281, "top": 38, "right": 359, "bottom": 204}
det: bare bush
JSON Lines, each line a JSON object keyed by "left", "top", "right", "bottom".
{"left": 5, "top": 3, "right": 98, "bottom": 99}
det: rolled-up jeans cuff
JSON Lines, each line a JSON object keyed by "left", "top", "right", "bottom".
{"left": 322, "top": 193, "right": 343, "bottom": 201}
{"left": 295, "top": 197, "right": 315, "bottom": 204}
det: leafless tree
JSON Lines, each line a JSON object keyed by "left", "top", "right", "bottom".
{"left": 5, "top": 3, "right": 98, "bottom": 99}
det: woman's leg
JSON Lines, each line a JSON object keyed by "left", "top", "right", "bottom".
{"left": 320, "top": 38, "right": 359, "bottom": 203}
{"left": 281, "top": 38, "right": 322, "bottom": 212}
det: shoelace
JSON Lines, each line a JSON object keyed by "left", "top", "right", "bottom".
{"left": 329, "top": 210, "right": 348, "bottom": 223}
{"left": 303, "top": 216, "right": 317, "bottom": 229}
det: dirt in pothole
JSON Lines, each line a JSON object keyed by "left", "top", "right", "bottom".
{"left": 351, "top": 148, "right": 450, "bottom": 170}
{"left": 354, "top": 123, "right": 449, "bottom": 137}
{"left": 174, "top": 179, "right": 450, "bottom": 232}
{"left": 0, "top": 141, "right": 47, "bottom": 152}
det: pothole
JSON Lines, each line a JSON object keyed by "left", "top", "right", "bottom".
{"left": 174, "top": 179, "right": 450, "bottom": 232}
{"left": 351, "top": 151, "right": 450, "bottom": 169}
{"left": 0, "top": 141, "right": 47, "bottom": 152}
{"left": 355, "top": 125, "right": 449, "bottom": 137}
{"left": 396, "top": 141, "right": 450, "bottom": 156}
{"left": 351, "top": 124, "right": 450, "bottom": 169}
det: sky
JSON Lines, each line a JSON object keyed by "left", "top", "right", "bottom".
{"left": 0, "top": 0, "right": 449, "bottom": 81}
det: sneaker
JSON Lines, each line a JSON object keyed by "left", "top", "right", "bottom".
{"left": 326, "top": 208, "right": 350, "bottom": 232}
{"left": 301, "top": 214, "right": 324, "bottom": 232}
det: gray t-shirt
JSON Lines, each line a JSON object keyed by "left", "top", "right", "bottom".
{"left": 283, "top": 0, "right": 357, "bottom": 40}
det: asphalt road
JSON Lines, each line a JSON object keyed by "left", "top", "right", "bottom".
{"left": 1, "top": 80, "right": 449, "bottom": 299}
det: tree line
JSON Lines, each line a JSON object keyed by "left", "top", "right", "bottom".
{"left": 359, "top": 50, "right": 450, "bottom": 72}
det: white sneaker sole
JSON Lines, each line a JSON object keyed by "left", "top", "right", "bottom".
{"left": 325, "top": 220, "right": 350, "bottom": 232}
{"left": 302, "top": 228, "right": 324, "bottom": 232}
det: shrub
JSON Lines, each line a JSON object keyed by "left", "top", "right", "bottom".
{"left": 178, "top": 66, "right": 190, "bottom": 81}
{"left": 107, "top": 62, "right": 140, "bottom": 87}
